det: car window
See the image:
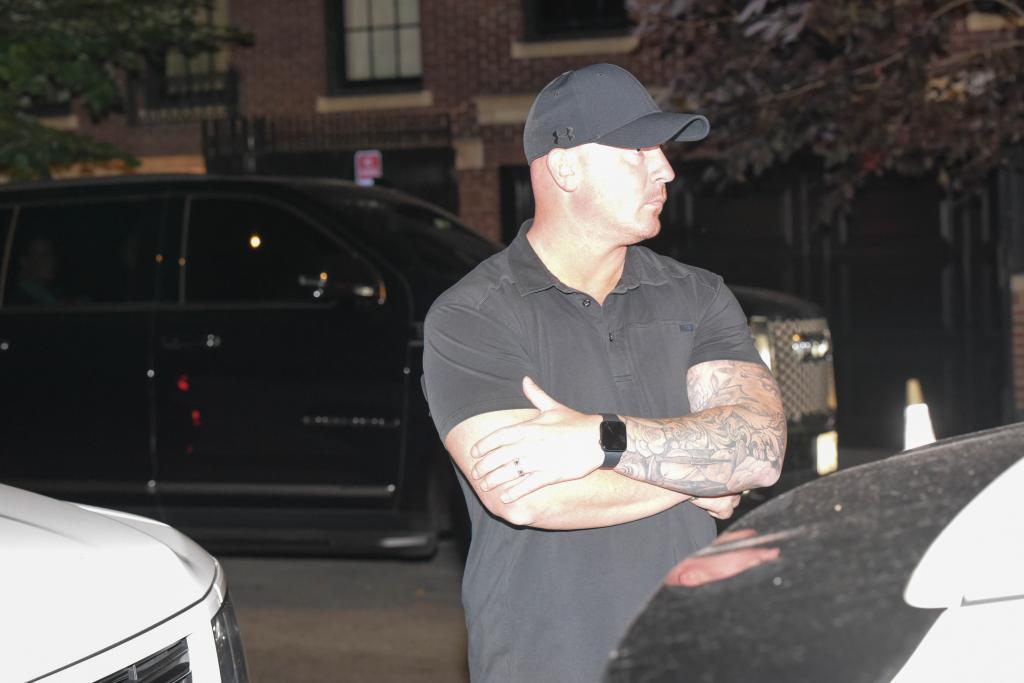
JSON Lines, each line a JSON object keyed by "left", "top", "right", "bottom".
{"left": 2, "top": 199, "right": 161, "bottom": 308}
{"left": 184, "top": 197, "right": 375, "bottom": 304}
{"left": 304, "top": 189, "right": 500, "bottom": 275}
{"left": 0, "top": 207, "right": 11, "bottom": 264}
{"left": 0, "top": 207, "right": 10, "bottom": 305}
{"left": 0, "top": 207, "right": 10, "bottom": 240}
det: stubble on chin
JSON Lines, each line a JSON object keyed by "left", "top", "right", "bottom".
{"left": 620, "top": 213, "right": 661, "bottom": 245}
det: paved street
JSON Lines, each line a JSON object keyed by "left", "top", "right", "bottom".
{"left": 221, "top": 446, "right": 889, "bottom": 682}
{"left": 223, "top": 542, "right": 469, "bottom": 683}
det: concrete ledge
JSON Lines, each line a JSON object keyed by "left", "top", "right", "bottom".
{"left": 47, "top": 155, "right": 206, "bottom": 179}
{"left": 133, "top": 154, "right": 207, "bottom": 174}
{"left": 474, "top": 95, "right": 535, "bottom": 125}
{"left": 511, "top": 34, "right": 638, "bottom": 59}
{"left": 316, "top": 90, "right": 434, "bottom": 113}
{"left": 475, "top": 88, "right": 668, "bottom": 126}
{"left": 38, "top": 114, "right": 79, "bottom": 131}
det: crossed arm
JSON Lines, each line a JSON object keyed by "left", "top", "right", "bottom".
{"left": 444, "top": 359, "right": 787, "bottom": 530}
{"left": 617, "top": 360, "right": 787, "bottom": 496}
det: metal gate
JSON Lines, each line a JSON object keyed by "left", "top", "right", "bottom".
{"left": 499, "top": 161, "right": 1010, "bottom": 449}
{"left": 201, "top": 113, "right": 458, "bottom": 212}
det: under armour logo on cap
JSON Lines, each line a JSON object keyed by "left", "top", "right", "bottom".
{"left": 553, "top": 127, "right": 575, "bottom": 145}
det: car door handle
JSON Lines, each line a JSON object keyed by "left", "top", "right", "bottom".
{"left": 160, "top": 334, "right": 222, "bottom": 351}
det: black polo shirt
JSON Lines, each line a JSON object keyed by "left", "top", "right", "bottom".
{"left": 422, "top": 222, "right": 762, "bottom": 683}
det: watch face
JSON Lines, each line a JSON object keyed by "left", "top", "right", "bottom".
{"left": 600, "top": 420, "right": 628, "bottom": 452}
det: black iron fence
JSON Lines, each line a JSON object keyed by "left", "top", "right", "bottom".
{"left": 200, "top": 113, "right": 457, "bottom": 211}
{"left": 201, "top": 112, "right": 451, "bottom": 168}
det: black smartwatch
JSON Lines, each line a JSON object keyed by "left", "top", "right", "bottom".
{"left": 599, "top": 413, "right": 627, "bottom": 469}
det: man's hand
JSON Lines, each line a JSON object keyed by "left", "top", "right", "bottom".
{"left": 470, "top": 377, "right": 603, "bottom": 503}
{"left": 690, "top": 494, "right": 742, "bottom": 520}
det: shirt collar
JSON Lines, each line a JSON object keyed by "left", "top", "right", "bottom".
{"left": 509, "top": 219, "right": 671, "bottom": 298}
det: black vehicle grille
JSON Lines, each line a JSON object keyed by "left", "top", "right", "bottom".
{"left": 95, "top": 638, "right": 190, "bottom": 683}
{"left": 768, "top": 317, "right": 836, "bottom": 423}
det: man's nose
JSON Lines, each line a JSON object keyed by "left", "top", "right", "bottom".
{"left": 647, "top": 147, "right": 675, "bottom": 184}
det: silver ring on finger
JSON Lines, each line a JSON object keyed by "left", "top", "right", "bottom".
{"left": 513, "top": 458, "right": 524, "bottom": 477}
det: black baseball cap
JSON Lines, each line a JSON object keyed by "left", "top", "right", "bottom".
{"left": 523, "top": 63, "right": 709, "bottom": 163}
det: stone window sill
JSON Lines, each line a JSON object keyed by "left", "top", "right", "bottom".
{"left": 316, "top": 90, "right": 434, "bottom": 113}
{"left": 510, "top": 34, "right": 638, "bottom": 59}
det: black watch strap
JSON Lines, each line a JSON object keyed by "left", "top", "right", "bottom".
{"left": 599, "top": 413, "right": 627, "bottom": 469}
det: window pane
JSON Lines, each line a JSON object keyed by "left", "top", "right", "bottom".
{"left": 213, "top": 45, "right": 230, "bottom": 73}
{"left": 305, "top": 190, "right": 499, "bottom": 275}
{"left": 397, "top": 0, "right": 419, "bottom": 24}
{"left": 0, "top": 208, "right": 12, "bottom": 283}
{"left": 187, "top": 51, "right": 215, "bottom": 77}
{"left": 346, "top": 30, "right": 372, "bottom": 81}
{"left": 398, "top": 27, "right": 421, "bottom": 77}
{"left": 345, "top": 0, "right": 369, "bottom": 29}
{"left": 371, "top": 28, "right": 397, "bottom": 79}
{"left": 166, "top": 49, "right": 187, "bottom": 78}
{"left": 185, "top": 198, "right": 369, "bottom": 303}
{"left": 165, "top": 0, "right": 229, "bottom": 78}
{"left": 213, "top": 0, "right": 229, "bottom": 26}
{"left": 370, "top": 0, "right": 395, "bottom": 26}
{"left": 528, "top": 0, "right": 629, "bottom": 37}
{"left": 4, "top": 201, "right": 161, "bottom": 307}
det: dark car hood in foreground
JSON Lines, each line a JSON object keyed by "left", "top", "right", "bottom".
{"left": 606, "top": 423, "right": 1024, "bottom": 683}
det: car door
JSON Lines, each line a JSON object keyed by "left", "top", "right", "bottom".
{"left": 0, "top": 194, "right": 166, "bottom": 517}
{"left": 154, "top": 191, "right": 410, "bottom": 527}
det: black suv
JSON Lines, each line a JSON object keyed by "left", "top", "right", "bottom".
{"left": 0, "top": 175, "right": 500, "bottom": 556}
{"left": 0, "top": 175, "right": 836, "bottom": 555}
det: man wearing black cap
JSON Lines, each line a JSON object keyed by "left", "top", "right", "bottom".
{"left": 422, "top": 63, "right": 786, "bottom": 682}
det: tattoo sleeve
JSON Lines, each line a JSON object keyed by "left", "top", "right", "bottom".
{"left": 615, "top": 360, "right": 788, "bottom": 496}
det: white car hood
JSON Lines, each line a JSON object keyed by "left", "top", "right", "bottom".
{"left": 893, "top": 455, "right": 1024, "bottom": 682}
{"left": 0, "top": 484, "right": 217, "bottom": 682}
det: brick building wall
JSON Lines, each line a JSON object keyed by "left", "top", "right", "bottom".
{"left": 55, "top": 3, "right": 1016, "bottom": 242}
{"left": 62, "top": 0, "right": 692, "bottom": 240}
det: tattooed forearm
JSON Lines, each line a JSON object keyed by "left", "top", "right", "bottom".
{"left": 615, "top": 361, "right": 787, "bottom": 496}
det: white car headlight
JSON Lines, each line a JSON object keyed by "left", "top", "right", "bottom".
{"left": 211, "top": 593, "right": 249, "bottom": 682}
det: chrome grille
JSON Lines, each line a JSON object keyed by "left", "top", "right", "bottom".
{"left": 95, "top": 638, "right": 190, "bottom": 683}
{"left": 768, "top": 317, "right": 836, "bottom": 422}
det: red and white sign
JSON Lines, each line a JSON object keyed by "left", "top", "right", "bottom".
{"left": 354, "top": 149, "right": 383, "bottom": 186}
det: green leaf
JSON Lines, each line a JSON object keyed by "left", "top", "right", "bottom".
{"left": 0, "top": 0, "right": 251, "bottom": 177}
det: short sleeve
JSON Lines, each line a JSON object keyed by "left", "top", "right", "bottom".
{"left": 422, "top": 302, "right": 536, "bottom": 441}
{"left": 689, "top": 279, "right": 765, "bottom": 368}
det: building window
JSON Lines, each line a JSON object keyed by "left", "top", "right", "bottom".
{"left": 165, "top": 0, "right": 231, "bottom": 81}
{"left": 127, "top": 0, "right": 238, "bottom": 124}
{"left": 327, "top": 0, "right": 422, "bottom": 92}
{"left": 522, "top": 0, "right": 630, "bottom": 41}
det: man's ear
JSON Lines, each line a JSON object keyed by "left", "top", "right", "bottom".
{"left": 545, "top": 149, "right": 579, "bottom": 192}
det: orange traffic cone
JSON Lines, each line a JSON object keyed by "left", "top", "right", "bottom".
{"left": 903, "top": 378, "right": 936, "bottom": 451}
